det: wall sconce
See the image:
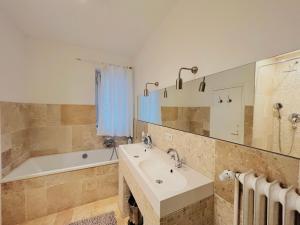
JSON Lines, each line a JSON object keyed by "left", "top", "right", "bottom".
{"left": 144, "top": 82, "right": 159, "bottom": 96}
{"left": 176, "top": 66, "right": 198, "bottom": 90}
{"left": 198, "top": 76, "right": 206, "bottom": 92}
{"left": 163, "top": 88, "right": 168, "bottom": 98}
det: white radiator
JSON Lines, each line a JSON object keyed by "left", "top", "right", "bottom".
{"left": 237, "top": 171, "right": 300, "bottom": 225}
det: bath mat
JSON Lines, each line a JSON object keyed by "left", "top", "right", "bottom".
{"left": 68, "top": 212, "right": 117, "bottom": 225}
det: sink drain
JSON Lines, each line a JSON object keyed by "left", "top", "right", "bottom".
{"left": 155, "top": 179, "right": 163, "bottom": 184}
{"left": 133, "top": 155, "right": 139, "bottom": 158}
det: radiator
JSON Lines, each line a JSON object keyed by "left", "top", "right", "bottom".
{"left": 237, "top": 171, "right": 300, "bottom": 225}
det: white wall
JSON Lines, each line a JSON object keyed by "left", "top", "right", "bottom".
{"left": 134, "top": 0, "right": 300, "bottom": 97}
{"left": 25, "top": 38, "right": 132, "bottom": 105}
{"left": 0, "top": 11, "right": 27, "bottom": 102}
{"left": 0, "top": 11, "right": 132, "bottom": 105}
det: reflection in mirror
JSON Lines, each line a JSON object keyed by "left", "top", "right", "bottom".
{"left": 253, "top": 50, "right": 300, "bottom": 157}
{"left": 138, "top": 63, "right": 255, "bottom": 144}
{"left": 137, "top": 49, "right": 300, "bottom": 158}
{"left": 138, "top": 91, "right": 162, "bottom": 125}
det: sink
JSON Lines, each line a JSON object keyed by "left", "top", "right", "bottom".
{"left": 119, "top": 143, "right": 214, "bottom": 217}
{"left": 139, "top": 159, "right": 187, "bottom": 193}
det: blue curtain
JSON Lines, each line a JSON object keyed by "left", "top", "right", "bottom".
{"left": 95, "top": 65, "right": 133, "bottom": 137}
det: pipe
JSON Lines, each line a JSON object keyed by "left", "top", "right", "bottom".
{"left": 233, "top": 174, "right": 240, "bottom": 225}
{"left": 219, "top": 170, "right": 240, "bottom": 225}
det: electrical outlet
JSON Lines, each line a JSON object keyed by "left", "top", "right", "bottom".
{"left": 164, "top": 133, "right": 173, "bottom": 142}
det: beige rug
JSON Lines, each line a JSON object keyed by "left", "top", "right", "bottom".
{"left": 68, "top": 212, "right": 117, "bottom": 225}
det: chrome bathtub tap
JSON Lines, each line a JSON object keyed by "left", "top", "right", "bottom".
{"left": 167, "top": 148, "right": 183, "bottom": 168}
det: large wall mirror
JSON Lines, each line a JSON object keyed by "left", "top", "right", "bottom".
{"left": 137, "top": 50, "right": 300, "bottom": 158}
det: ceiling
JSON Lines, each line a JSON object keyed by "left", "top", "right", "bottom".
{"left": 0, "top": 0, "right": 178, "bottom": 58}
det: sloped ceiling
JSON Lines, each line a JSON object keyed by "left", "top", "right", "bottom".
{"left": 0, "top": 0, "right": 178, "bottom": 57}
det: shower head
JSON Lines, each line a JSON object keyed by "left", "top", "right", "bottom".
{"left": 273, "top": 103, "right": 283, "bottom": 110}
{"left": 273, "top": 103, "right": 283, "bottom": 119}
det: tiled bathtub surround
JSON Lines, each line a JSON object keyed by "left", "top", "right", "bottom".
{"left": 0, "top": 102, "right": 127, "bottom": 177}
{"left": 1, "top": 163, "right": 118, "bottom": 225}
{"left": 134, "top": 121, "right": 300, "bottom": 225}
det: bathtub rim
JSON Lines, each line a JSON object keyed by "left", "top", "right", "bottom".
{"left": 1, "top": 157, "right": 118, "bottom": 184}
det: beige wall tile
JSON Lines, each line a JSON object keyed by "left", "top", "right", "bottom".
{"left": 1, "top": 149, "right": 11, "bottom": 169}
{"left": 161, "top": 107, "right": 178, "bottom": 121}
{"left": 25, "top": 187, "right": 47, "bottom": 220}
{"left": 1, "top": 164, "right": 118, "bottom": 225}
{"left": 23, "top": 176, "right": 46, "bottom": 189}
{"left": 2, "top": 129, "right": 31, "bottom": 176}
{"left": 96, "top": 174, "right": 118, "bottom": 200}
{"left": 61, "top": 105, "right": 96, "bottom": 125}
{"left": 71, "top": 125, "right": 103, "bottom": 151}
{"left": 47, "top": 181, "right": 82, "bottom": 214}
{"left": 214, "top": 140, "right": 299, "bottom": 204}
{"left": 133, "top": 119, "right": 148, "bottom": 143}
{"left": 45, "top": 168, "right": 95, "bottom": 187}
{"left": 10, "top": 129, "right": 30, "bottom": 158}
{"left": 160, "top": 107, "right": 211, "bottom": 135}
{"left": 27, "top": 104, "right": 48, "bottom": 128}
{"left": 148, "top": 123, "right": 215, "bottom": 179}
{"left": 244, "top": 105, "right": 254, "bottom": 146}
{"left": 81, "top": 178, "right": 99, "bottom": 204}
{"left": 28, "top": 104, "right": 61, "bottom": 128}
{"left": 160, "top": 196, "right": 214, "bottom": 225}
{"left": 1, "top": 133, "right": 12, "bottom": 153}
{"left": 1, "top": 103, "right": 30, "bottom": 134}
{"left": 2, "top": 189, "right": 26, "bottom": 225}
{"left": 0, "top": 102, "right": 116, "bottom": 176}
{"left": 28, "top": 126, "right": 72, "bottom": 154}
{"left": 214, "top": 194, "right": 234, "bottom": 225}
{"left": 185, "top": 134, "right": 215, "bottom": 179}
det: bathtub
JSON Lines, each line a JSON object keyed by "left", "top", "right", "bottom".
{"left": 1, "top": 148, "right": 118, "bottom": 183}
{"left": 2, "top": 148, "right": 120, "bottom": 225}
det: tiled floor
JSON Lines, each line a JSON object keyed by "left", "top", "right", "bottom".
{"left": 18, "top": 196, "right": 128, "bottom": 225}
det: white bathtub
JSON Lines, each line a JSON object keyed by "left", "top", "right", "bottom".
{"left": 1, "top": 148, "right": 118, "bottom": 183}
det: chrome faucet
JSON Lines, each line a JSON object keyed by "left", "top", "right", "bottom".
{"left": 167, "top": 148, "right": 183, "bottom": 168}
{"left": 143, "top": 134, "right": 152, "bottom": 149}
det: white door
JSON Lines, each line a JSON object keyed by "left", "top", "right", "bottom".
{"left": 211, "top": 87, "right": 244, "bottom": 144}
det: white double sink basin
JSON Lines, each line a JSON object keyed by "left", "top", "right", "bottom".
{"left": 119, "top": 143, "right": 213, "bottom": 217}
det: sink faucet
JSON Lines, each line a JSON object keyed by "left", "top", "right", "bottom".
{"left": 167, "top": 148, "right": 183, "bottom": 168}
{"left": 143, "top": 134, "right": 152, "bottom": 149}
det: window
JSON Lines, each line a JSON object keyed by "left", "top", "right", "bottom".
{"left": 95, "top": 65, "right": 133, "bottom": 137}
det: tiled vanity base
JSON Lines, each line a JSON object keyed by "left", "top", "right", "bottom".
{"left": 118, "top": 159, "right": 214, "bottom": 225}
